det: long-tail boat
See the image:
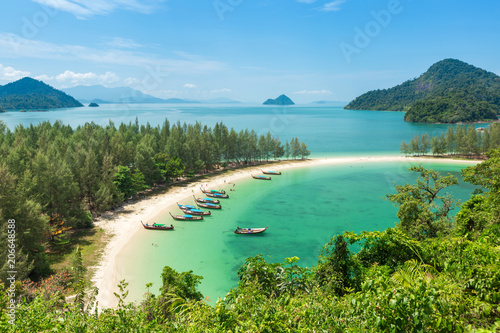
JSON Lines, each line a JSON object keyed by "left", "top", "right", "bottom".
{"left": 252, "top": 174, "right": 271, "bottom": 180}
{"left": 177, "top": 203, "right": 196, "bottom": 210}
{"left": 262, "top": 170, "right": 282, "bottom": 175}
{"left": 201, "top": 188, "right": 226, "bottom": 195}
{"left": 200, "top": 188, "right": 229, "bottom": 198}
{"left": 195, "top": 201, "right": 222, "bottom": 209}
{"left": 169, "top": 212, "right": 204, "bottom": 221}
{"left": 180, "top": 208, "right": 211, "bottom": 216}
{"left": 177, "top": 203, "right": 212, "bottom": 216}
{"left": 193, "top": 195, "right": 221, "bottom": 204}
{"left": 234, "top": 226, "right": 268, "bottom": 234}
{"left": 141, "top": 221, "right": 174, "bottom": 230}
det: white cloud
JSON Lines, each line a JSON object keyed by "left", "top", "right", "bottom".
{"left": 124, "top": 77, "right": 141, "bottom": 85}
{"left": 294, "top": 89, "right": 333, "bottom": 95}
{"left": 0, "top": 64, "right": 31, "bottom": 81}
{"left": 102, "top": 37, "right": 142, "bottom": 49}
{"left": 183, "top": 83, "right": 197, "bottom": 88}
{"left": 31, "top": 0, "right": 162, "bottom": 19}
{"left": 320, "top": 0, "right": 346, "bottom": 12}
{"left": 0, "top": 33, "right": 226, "bottom": 75}
{"left": 210, "top": 88, "right": 231, "bottom": 93}
{"left": 34, "top": 74, "right": 54, "bottom": 81}
{"left": 55, "top": 70, "right": 120, "bottom": 85}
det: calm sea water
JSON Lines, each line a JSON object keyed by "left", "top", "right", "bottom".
{"left": 0, "top": 104, "right": 466, "bottom": 157}
{"left": 116, "top": 160, "right": 477, "bottom": 304}
{"left": 0, "top": 104, "right": 483, "bottom": 304}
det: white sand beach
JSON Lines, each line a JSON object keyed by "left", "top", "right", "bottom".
{"left": 91, "top": 155, "right": 480, "bottom": 309}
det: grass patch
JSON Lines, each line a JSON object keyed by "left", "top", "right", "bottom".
{"left": 47, "top": 226, "right": 110, "bottom": 284}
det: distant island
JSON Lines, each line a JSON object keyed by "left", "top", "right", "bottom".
{"left": 89, "top": 102, "right": 99, "bottom": 107}
{"left": 0, "top": 77, "right": 82, "bottom": 110}
{"left": 263, "top": 94, "right": 295, "bottom": 105}
{"left": 62, "top": 85, "right": 241, "bottom": 104}
{"left": 345, "top": 59, "right": 500, "bottom": 123}
{"left": 312, "top": 101, "right": 348, "bottom": 107}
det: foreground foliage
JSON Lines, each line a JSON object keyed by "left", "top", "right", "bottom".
{"left": 2, "top": 152, "right": 500, "bottom": 332}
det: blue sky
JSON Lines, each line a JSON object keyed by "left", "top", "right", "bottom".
{"left": 0, "top": 0, "right": 498, "bottom": 103}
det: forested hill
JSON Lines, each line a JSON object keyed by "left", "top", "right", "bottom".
{"left": 344, "top": 59, "right": 500, "bottom": 123}
{"left": 0, "top": 77, "right": 82, "bottom": 109}
{"left": 263, "top": 94, "right": 295, "bottom": 105}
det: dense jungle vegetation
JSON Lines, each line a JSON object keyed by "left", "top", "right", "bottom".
{"left": 345, "top": 59, "right": 500, "bottom": 124}
{"left": 0, "top": 77, "right": 82, "bottom": 110}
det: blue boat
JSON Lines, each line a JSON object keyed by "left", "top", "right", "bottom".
{"left": 169, "top": 212, "right": 203, "bottom": 221}
{"left": 193, "top": 195, "right": 221, "bottom": 204}
{"left": 195, "top": 201, "right": 222, "bottom": 209}
{"left": 177, "top": 203, "right": 212, "bottom": 216}
{"left": 252, "top": 174, "right": 271, "bottom": 180}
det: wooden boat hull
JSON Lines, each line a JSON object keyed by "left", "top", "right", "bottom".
{"left": 195, "top": 201, "right": 222, "bottom": 209}
{"left": 262, "top": 170, "right": 281, "bottom": 175}
{"left": 179, "top": 208, "right": 211, "bottom": 216}
{"left": 141, "top": 221, "right": 174, "bottom": 230}
{"left": 252, "top": 174, "right": 271, "bottom": 180}
{"left": 193, "top": 195, "right": 221, "bottom": 204}
{"left": 169, "top": 212, "right": 203, "bottom": 221}
{"left": 234, "top": 226, "right": 268, "bottom": 234}
{"left": 204, "top": 192, "right": 229, "bottom": 199}
{"left": 202, "top": 189, "right": 226, "bottom": 194}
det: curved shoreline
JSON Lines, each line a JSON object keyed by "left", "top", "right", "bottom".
{"left": 91, "top": 155, "right": 480, "bottom": 309}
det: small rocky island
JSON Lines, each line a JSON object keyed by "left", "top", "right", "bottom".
{"left": 263, "top": 94, "right": 295, "bottom": 105}
{"left": 89, "top": 102, "right": 99, "bottom": 107}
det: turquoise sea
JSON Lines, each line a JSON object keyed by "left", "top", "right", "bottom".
{"left": 0, "top": 104, "right": 484, "bottom": 304}
{"left": 0, "top": 104, "right": 464, "bottom": 157}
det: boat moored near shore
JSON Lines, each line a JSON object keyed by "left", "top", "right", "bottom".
{"left": 195, "top": 201, "right": 222, "bottom": 209}
{"left": 262, "top": 170, "right": 281, "bottom": 175}
{"left": 252, "top": 174, "right": 271, "bottom": 180}
{"left": 193, "top": 195, "right": 221, "bottom": 204}
{"left": 169, "top": 212, "right": 204, "bottom": 221}
{"left": 234, "top": 226, "right": 268, "bottom": 234}
{"left": 141, "top": 221, "right": 174, "bottom": 230}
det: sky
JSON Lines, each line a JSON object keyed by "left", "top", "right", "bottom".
{"left": 0, "top": 0, "right": 499, "bottom": 103}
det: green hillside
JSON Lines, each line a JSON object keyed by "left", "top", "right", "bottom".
{"left": 263, "top": 94, "right": 295, "bottom": 105}
{"left": 345, "top": 59, "right": 500, "bottom": 123}
{"left": 0, "top": 77, "right": 82, "bottom": 110}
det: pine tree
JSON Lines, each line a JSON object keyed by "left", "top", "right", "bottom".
{"left": 400, "top": 140, "right": 410, "bottom": 156}
{"left": 285, "top": 140, "right": 290, "bottom": 159}
{"left": 300, "top": 142, "right": 311, "bottom": 159}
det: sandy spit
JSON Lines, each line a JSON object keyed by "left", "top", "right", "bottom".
{"left": 91, "top": 155, "right": 479, "bottom": 309}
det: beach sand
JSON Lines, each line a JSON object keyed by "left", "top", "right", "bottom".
{"left": 91, "top": 155, "right": 479, "bottom": 309}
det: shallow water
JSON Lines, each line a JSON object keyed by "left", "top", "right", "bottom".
{"left": 116, "top": 160, "right": 478, "bottom": 304}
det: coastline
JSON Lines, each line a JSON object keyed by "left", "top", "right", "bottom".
{"left": 91, "top": 155, "right": 480, "bottom": 309}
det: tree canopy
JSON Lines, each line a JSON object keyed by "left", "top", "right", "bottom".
{"left": 345, "top": 59, "right": 500, "bottom": 123}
